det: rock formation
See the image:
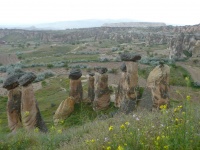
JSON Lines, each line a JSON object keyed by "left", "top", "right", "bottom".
{"left": 169, "top": 33, "right": 200, "bottom": 59}
{"left": 93, "top": 67, "right": 110, "bottom": 110}
{"left": 3, "top": 70, "right": 24, "bottom": 132}
{"left": 88, "top": 73, "right": 95, "bottom": 102}
{"left": 69, "top": 69, "right": 83, "bottom": 103}
{"left": 115, "top": 53, "right": 141, "bottom": 113}
{"left": 19, "top": 72, "right": 48, "bottom": 132}
{"left": 147, "top": 63, "right": 170, "bottom": 109}
{"left": 53, "top": 97, "right": 75, "bottom": 125}
{"left": 7, "top": 87, "right": 22, "bottom": 133}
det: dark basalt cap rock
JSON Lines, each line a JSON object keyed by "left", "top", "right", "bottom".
{"left": 120, "top": 62, "right": 126, "bottom": 72}
{"left": 69, "top": 69, "right": 82, "bottom": 80}
{"left": 3, "top": 72, "right": 25, "bottom": 90}
{"left": 94, "top": 66, "right": 108, "bottom": 74}
{"left": 89, "top": 72, "right": 95, "bottom": 76}
{"left": 18, "top": 72, "right": 37, "bottom": 86}
{"left": 120, "top": 53, "right": 141, "bottom": 62}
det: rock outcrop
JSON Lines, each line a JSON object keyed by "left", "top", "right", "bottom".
{"left": 115, "top": 53, "right": 141, "bottom": 113}
{"left": 69, "top": 69, "right": 83, "bottom": 103}
{"left": 7, "top": 87, "right": 22, "bottom": 132}
{"left": 53, "top": 97, "right": 75, "bottom": 125}
{"left": 147, "top": 64, "right": 170, "bottom": 109}
{"left": 3, "top": 71, "right": 25, "bottom": 90}
{"left": 169, "top": 33, "right": 200, "bottom": 58}
{"left": 93, "top": 67, "right": 110, "bottom": 110}
{"left": 88, "top": 73, "right": 95, "bottom": 102}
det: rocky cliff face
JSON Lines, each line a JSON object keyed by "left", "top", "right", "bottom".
{"left": 166, "top": 24, "right": 200, "bottom": 59}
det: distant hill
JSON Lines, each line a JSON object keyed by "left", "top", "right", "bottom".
{"left": 102, "top": 22, "right": 166, "bottom": 27}
{"left": 0, "top": 19, "right": 142, "bottom": 30}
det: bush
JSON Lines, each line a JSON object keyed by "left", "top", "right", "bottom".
{"left": 0, "top": 66, "right": 6, "bottom": 72}
{"left": 47, "top": 64, "right": 54, "bottom": 69}
{"left": 34, "top": 71, "right": 55, "bottom": 82}
{"left": 0, "top": 77, "right": 4, "bottom": 83}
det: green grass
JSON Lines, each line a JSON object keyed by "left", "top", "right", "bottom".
{"left": 0, "top": 97, "right": 199, "bottom": 150}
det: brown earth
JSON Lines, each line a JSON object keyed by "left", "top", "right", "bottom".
{"left": 0, "top": 54, "right": 19, "bottom": 65}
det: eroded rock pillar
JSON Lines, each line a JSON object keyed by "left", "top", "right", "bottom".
{"left": 53, "top": 96, "right": 75, "bottom": 125}
{"left": 7, "top": 87, "right": 22, "bottom": 133}
{"left": 93, "top": 67, "right": 110, "bottom": 110}
{"left": 147, "top": 63, "right": 170, "bottom": 109}
{"left": 115, "top": 53, "right": 141, "bottom": 113}
{"left": 69, "top": 69, "right": 83, "bottom": 103}
{"left": 3, "top": 70, "right": 25, "bottom": 133}
{"left": 19, "top": 72, "right": 48, "bottom": 132}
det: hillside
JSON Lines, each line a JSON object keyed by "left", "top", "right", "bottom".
{"left": 0, "top": 23, "right": 200, "bottom": 149}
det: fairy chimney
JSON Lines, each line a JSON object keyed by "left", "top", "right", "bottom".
{"left": 53, "top": 96, "right": 75, "bottom": 125}
{"left": 2, "top": 70, "right": 25, "bottom": 133}
{"left": 69, "top": 69, "right": 83, "bottom": 103}
{"left": 93, "top": 67, "right": 110, "bottom": 110}
{"left": 115, "top": 53, "right": 141, "bottom": 113}
{"left": 147, "top": 62, "right": 170, "bottom": 109}
{"left": 19, "top": 72, "right": 48, "bottom": 132}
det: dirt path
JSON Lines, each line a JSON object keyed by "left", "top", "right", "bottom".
{"left": 177, "top": 62, "right": 200, "bottom": 82}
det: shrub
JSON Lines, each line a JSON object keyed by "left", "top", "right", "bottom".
{"left": 108, "top": 68, "right": 118, "bottom": 74}
{"left": 0, "top": 66, "right": 6, "bottom": 72}
{"left": 47, "top": 64, "right": 54, "bottom": 69}
{"left": 34, "top": 71, "right": 55, "bottom": 82}
{"left": 0, "top": 77, "right": 4, "bottom": 83}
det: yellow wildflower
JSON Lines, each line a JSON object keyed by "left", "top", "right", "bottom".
{"left": 57, "top": 129, "right": 62, "bottom": 134}
{"left": 59, "top": 120, "right": 64, "bottom": 124}
{"left": 164, "top": 145, "right": 169, "bottom": 149}
{"left": 186, "top": 95, "right": 191, "bottom": 101}
{"left": 120, "top": 124, "right": 125, "bottom": 130}
{"left": 160, "top": 105, "right": 167, "bottom": 110}
{"left": 125, "top": 122, "right": 130, "bottom": 126}
{"left": 91, "top": 139, "right": 95, "bottom": 143}
{"left": 50, "top": 125, "right": 55, "bottom": 131}
{"left": 117, "top": 145, "right": 124, "bottom": 150}
{"left": 156, "top": 136, "right": 160, "bottom": 141}
{"left": 109, "top": 126, "right": 113, "bottom": 131}
{"left": 34, "top": 127, "right": 39, "bottom": 133}
{"left": 85, "top": 140, "right": 90, "bottom": 144}
{"left": 106, "top": 146, "right": 111, "bottom": 150}
{"left": 24, "top": 111, "right": 30, "bottom": 117}
{"left": 185, "top": 77, "right": 189, "bottom": 81}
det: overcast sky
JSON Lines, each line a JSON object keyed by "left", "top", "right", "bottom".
{"left": 1, "top": 0, "right": 199, "bottom": 25}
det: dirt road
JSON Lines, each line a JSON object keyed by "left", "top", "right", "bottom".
{"left": 177, "top": 62, "right": 200, "bottom": 82}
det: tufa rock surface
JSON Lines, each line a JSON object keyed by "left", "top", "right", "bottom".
{"left": 147, "top": 64, "right": 170, "bottom": 109}
{"left": 88, "top": 75, "right": 95, "bottom": 102}
{"left": 69, "top": 78, "right": 83, "bottom": 103}
{"left": 21, "top": 84, "right": 48, "bottom": 132}
{"left": 53, "top": 97, "right": 75, "bottom": 125}
{"left": 7, "top": 87, "right": 22, "bottom": 132}
{"left": 93, "top": 72, "right": 110, "bottom": 110}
